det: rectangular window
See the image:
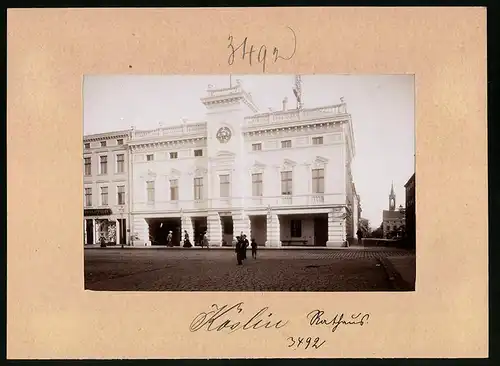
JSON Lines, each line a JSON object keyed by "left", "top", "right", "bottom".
{"left": 116, "top": 154, "right": 125, "bottom": 173}
{"left": 312, "top": 136, "right": 324, "bottom": 145}
{"left": 252, "top": 173, "right": 263, "bottom": 196}
{"left": 100, "top": 186, "right": 108, "bottom": 206}
{"left": 84, "top": 187, "right": 92, "bottom": 207}
{"left": 170, "top": 179, "right": 179, "bottom": 201}
{"left": 117, "top": 185, "right": 125, "bottom": 205}
{"left": 194, "top": 149, "right": 203, "bottom": 157}
{"left": 252, "top": 143, "right": 262, "bottom": 151}
{"left": 290, "top": 219, "right": 302, "bottom": 238}
{"left": 312, "top": 168, "right": 325, "bottom": 193}
{"left": 194, "top": 177, "right": 203, "bottom": 200}
{"left": 146, "top": 154, "right": 154, "bottom": 161}
{"left": 170, "top": 152, "right": 178, "bottom": 159}
{"left": 99, "top": 155, "right": 108, "bottom": 175}
{"left": 281, "top": 140, "right": 292, "bottom": 148}
{"left": 219, "top": 174, "right": 230, "bottom": 198}
{"left": 147, "top": 181, "right": 155, "bottom": 203}
{"left": 117, "top": 139, "right": 124, "bottom": 145}
{"left": 84, "top": 143, "right": 90, "bottom": 149}
{"left": 281, "top": 171, "right": 292, "bottom": 195}
{"left": 84, "top": 157, "right": 91, "bottom": 176}
{"left": 100, "top": 141, "right": 107, "bottom": 147}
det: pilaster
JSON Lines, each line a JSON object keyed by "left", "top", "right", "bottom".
{"left": 326, "top": 207, "right": 347, "bottom": 247}
{"left": 232, "top": 211, "right": 251, "bottom": 243}
{"left": 207, "top": 212, "right": 222, "bottom": 246}
{"left": 181, "top": 215, "right": 194, "bottom": 247}
{"left": 265, "top": 213, "right": 281, "bottom": 247}
{"left": 133, "top": 216, "right": 150, "bottom": 246}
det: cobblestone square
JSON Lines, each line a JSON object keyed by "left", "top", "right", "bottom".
{"left": 84, "top": 248, "right": 414, "bottom": 291}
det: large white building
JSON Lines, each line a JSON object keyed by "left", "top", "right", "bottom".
{"left": 83, "top": 130, "right": 131, "bottom": 245}
{"left": 127, "top": 79, "right": 360, "bottom": 247}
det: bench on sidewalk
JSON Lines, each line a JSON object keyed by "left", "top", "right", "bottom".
{"left": 282, "top": 239, "right": 308, "bottom": 246}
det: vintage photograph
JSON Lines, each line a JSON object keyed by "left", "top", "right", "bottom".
{"left": 83, "top": 74, "right": 415, "bottom": 292}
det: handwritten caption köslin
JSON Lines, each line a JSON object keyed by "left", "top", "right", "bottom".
{"left": 227, "top": 26, "right": 297, "bottom": 72}
{"left": 189, "top": 302, "right": 370, "bottom": 350}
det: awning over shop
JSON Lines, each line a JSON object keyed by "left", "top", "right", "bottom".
{"left": 84, "top": 208, "right": 112, "bottom": 217}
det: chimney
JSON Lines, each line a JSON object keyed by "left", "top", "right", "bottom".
{"left": 282, "top": 97, "right": 288, "bottom": 111}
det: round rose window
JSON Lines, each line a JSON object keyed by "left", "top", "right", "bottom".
{"left": 216, "top": 127, "right": 232, "bottom": 143}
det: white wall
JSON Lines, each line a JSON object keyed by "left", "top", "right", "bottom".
{"left": 280, "top": 216, "right": 315, "bottom": 246}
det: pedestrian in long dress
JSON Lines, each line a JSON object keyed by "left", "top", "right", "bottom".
{"left": 183, "top": 230, "right": 192, "bottom": 248}
{"left": 202, "top": 232, "right": 209, "bottom": 248}
{"left": 166, "top": 231, "right": 173, "bottom": 247}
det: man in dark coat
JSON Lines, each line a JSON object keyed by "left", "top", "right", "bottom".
{"left": 356, "top": 228, "right": 364, "bottom": 246}
{"left": 235, "top": 236, "right": 243, "bottom": 265}
{"left": 183, "top": 230, "right": 192, "bottom": 247}
{"left": 251, "top": 238, "right": 258, "bottom": 259}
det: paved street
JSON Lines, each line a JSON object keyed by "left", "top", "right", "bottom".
{"left": 84, "top": 248, "right": 414, "bottom": 291}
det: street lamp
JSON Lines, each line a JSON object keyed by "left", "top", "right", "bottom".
{"left": 118, "top": 206, "right": 125, "bottom": 248}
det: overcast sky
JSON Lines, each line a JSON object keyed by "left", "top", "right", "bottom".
{"left": 84, "top": 74, "right": 414, "bottom": 227}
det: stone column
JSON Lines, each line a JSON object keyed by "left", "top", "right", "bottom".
{"left": 133, "top": 216, "right": 150, "bottom": 246}
{"left": 232, "top": 211, "right": 251, "bottom": 243}
{"left": 207, "top": 212, "right": 222, "bottom": 246}
{"left": 116, "top": 219, "right": 121, "bottom": 245}
{"left": 83, "top": 220, "right": 87, "bottom": 245}
{"left": 326, "top": 207, "right": 347, "bottom": 247}
{"left": 181, "top": 215, "right": 194, "bottom": 247}
{"left": 265, "top": 213, "right": 281, "bottom": 247}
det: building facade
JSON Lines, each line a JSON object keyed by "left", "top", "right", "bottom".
{"left": 128, "top": 79, "right": 359, "bottom": 247}
{"left": 382, "top": 183, "right": 406, "bottom": 238}
{"left": 83, "top": 130, "right": 131, "bottom": 245}
{"left": 404, "top": 173, "right": 416, "bottom": 247}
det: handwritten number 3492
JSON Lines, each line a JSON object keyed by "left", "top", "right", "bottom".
{"left": 227, "top": 27, "right": 297, "bottom": 72}
{"left": 287, "top": 337, "right": 326, "bottom": 350}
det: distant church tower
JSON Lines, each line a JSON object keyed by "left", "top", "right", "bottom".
{"left": 389, "top": 182, "right": 396, "bottom": 211}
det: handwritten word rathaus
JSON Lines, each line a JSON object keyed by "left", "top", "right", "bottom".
{"left": 189, "top": 302, "right": 289, "bottom": 333}
{"left": 227, "top": 26, "right": 297, "bottom": 72}
{"left": 307, "top": 310, "right": 370, "bottom": 333}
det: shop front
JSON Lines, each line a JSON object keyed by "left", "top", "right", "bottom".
{"left": 84, "top": 208, "right": 115, "bottom": 245}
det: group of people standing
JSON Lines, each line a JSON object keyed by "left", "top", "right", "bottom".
{"left": 164, "top": 229, "right": 258, "bottom": 260}
{"left": 165, "top": 230, "right": 208, "bottom": 248}
{"left": 235, "top": 232, "right": 258, "bottom": 265}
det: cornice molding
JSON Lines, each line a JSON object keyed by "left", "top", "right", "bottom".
{"left": 243, "top": 120, "right": 343, "bottom": 138}
{"left": 84, "top": 132, "right": 130, "bottom": 143}
{"left": 313, "top": 155, "right": 329, "bottom": 167}
{"left": 129, "top": 137, "right": 207, "bottom": 152}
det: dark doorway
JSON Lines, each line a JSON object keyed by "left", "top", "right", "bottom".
{"left": 148, "top": 218, "right": 182, "bottom": 246}
{"left": 192, "top": 217, "right": 208, "bottom": 246}
{"left": 314, "top": 214, "right": 328, "bottom": 246}
{"left": 221, "top": 216, "right": 233, "bottom": 246}
{"left": 86, "top": 219, "right": 94, "bottom": 245}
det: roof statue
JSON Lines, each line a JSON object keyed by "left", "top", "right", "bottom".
{"left": 292, "top": 75, "right": 303, "bottom": 109}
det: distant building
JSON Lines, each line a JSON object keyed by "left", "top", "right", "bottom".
{"left": 404, "top": 173, "right": 416, "bottom": 247}
{"left": 83, "top": 130, "right": 131, "bottom": 245}
{"left": 382, "top": 182, "right": 405, "bottom": 238}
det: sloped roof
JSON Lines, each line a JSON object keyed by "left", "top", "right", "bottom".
{"left": 383, "top": 210, "right": 405, "bottom": 220}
